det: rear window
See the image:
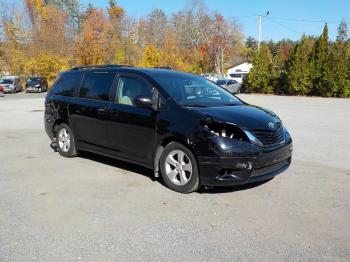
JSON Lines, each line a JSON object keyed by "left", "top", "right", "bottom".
{"left": 79, "top": 72, "right": 115, "bottom": 101}
{"left": 53, "top": 72, "right": 83, "bottom": 97}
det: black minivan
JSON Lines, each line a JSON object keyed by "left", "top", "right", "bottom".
{"left": 45, "top": 65, "right": 293, "bottom": 193}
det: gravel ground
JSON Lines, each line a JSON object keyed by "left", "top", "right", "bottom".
{"left": 0, "top": 92, "right": 349, "bottom": 262}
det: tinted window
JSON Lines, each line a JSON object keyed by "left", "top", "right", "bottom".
{"left": 227, "top": 80, "right": 237, "bottom": 85}
{"left": 27, "top": 77, "right": 42, "bottom": 84}
{"left": 53, "top": 72, "right": 83, "bottom": 97}
{"left": 216, "top": 80, "right": 227, "bottom": 85}
{"left": 153, "top": 73, "right": 242, "bottom": 107}
{"left": 79, "top": 72, "right": 115, "bottom": 101}
{"left": 229, "top": 74, "right": 242, "bottom": 78}
{"left": 0, "top": 79, "right": 14, "bottom": 84}
{"left": 116, "top": 76, "right": 152, "bottom": 106}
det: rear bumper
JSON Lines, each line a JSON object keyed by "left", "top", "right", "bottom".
{"left": 196, "top": 137, "right": 293, "bottom": 186}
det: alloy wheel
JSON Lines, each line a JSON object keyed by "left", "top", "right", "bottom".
{"left": 58, "top": 128, "right": 71, "bottom": 153}
{"left": 165, "top": 150, "right": 193, "bottom": 186}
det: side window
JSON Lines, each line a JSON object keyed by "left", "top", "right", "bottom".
{"left": 116, "top": 76, "right": 152, "bottom": 106}
{"left": 79, "top": 72, "right": 115, "bottom": 101}
{"left": 53, "top": 72, "right": 83, "bottom": 97}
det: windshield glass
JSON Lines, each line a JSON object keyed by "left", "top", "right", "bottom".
{"left": 0, "top": 79, "right": 14, "bottom": 84}
{"left": 154, "top": 74, "right": 242, "bottom": 107}
{"left": 27, "top": 77, "right": 42, "bottom": 84}
{"left": 216, "top": 80, "right": 227, "bottom": 85}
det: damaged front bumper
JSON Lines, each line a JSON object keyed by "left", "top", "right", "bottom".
{"left": 194, "top": 135, "right": 293, "bottom": 186}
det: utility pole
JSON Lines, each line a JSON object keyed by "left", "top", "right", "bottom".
{"left": 258, "top": 11, "right": 269, "bottom": 52}
{"left": 258, "top": 15, "right": 262, "bottom": 51}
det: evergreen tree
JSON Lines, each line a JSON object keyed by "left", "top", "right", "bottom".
{"left": 246, "top": 43, "right": 274, "bottom": 93}
{"left": 328, "top": 20, "right": 350, "bottom": 97}
{"left": 310, "top": 24, "right": 332, "bottom": 96}
{"left": 244, "top": 36, "right": 258, "bottom": 62}
{"left": 337, "top": 19, "right": 348, "bottom": 42}
{"left": 284, "top": 36, "right": 314, "bottom": 95}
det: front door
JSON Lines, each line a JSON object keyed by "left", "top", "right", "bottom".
{"left": 108, "top": 73, "right": 157, "bottom": 166}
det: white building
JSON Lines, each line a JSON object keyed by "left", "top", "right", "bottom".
{"left": 227, "top": 62, "right": 253, "bottom": 83}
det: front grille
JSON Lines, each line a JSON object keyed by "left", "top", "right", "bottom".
{"left": 250, "top": 126, "right": 285, "bottom": 147}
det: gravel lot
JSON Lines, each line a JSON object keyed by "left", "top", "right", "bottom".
{"left": 0, "top": 92, "right": 349, "bottom": 261}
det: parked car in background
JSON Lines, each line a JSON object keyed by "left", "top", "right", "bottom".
{"left": 0, "top": 76, "right": 22, "bottom": 93}
{"left": 0, "top": 85, "right": 4, "bottom": 97}
{"left": 201, "top": 73, "right": 219, "bottom": 82}
{"left": 45, "top": 65, "right": 293, "bottom": 193}
{"left": 216, "top": 79, "right": 241, "bottom": 94}
{"left": 26, "top": 76, "right": 48, "bottom": 93}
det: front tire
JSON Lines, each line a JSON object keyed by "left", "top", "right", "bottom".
{"left": 56, "top": 123, "right": 78, "bottom": 158}
{"left": 160, "top": 142, "right": 200, "bottom": 193}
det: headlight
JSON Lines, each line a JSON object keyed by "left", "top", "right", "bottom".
{"left": 243, "top": 130, "right": 263, "bottom": 147}
{"left": 202, "top": 120, "right": 248, "bottom": 141}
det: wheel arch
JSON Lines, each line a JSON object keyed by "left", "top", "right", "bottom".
{"left": 52, "top": 118, "right": 70, "bottom": 137}
{"left": 153, "top": 135, "right": 198, "bottom": 178}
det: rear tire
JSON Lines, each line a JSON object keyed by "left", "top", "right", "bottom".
{"left": 160, "top": 142, "right": 200, "bottom": 193}
{"left": 56, "top": 123, "right": 78, "bottom": 158}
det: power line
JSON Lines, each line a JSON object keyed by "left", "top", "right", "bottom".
{"left": 265, "top": 16, "right": 302, "bottom": 35}
{"left": 268, "top": 15, "right": 349, "bottom": 24}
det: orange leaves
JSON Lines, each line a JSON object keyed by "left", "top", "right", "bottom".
{"left": 108, "top": 6, "right": 124, "bottom": 20}
{"left": 1, "top": 1, "right": 246, "bottom": 80}
{"left": 108, "top": 0, "right": 125, "bottom": 20}
{"left": 24, "top": 0, "right": 44, "bottom": 24}
{"left": 75, "top": 8, "right": 112, "bottom": 65}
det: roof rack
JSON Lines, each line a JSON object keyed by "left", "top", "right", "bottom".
{"left": 70, "top": 64, "right": 132, "bottom": 71}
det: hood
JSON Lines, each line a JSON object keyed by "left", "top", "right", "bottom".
{"left": 190, "top": 104, "right": 281, "bottom": 130}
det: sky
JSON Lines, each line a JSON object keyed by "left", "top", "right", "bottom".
{"left": 86, "top": 0, "right": 350, "bottom": 41}
{"left": 5, "top": 0, "right": 350, "bottom": 41}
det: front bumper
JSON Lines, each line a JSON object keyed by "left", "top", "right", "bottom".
{"left": 195, "top": 136, "right": 293, "bottom": 186}
{"left": 26, "top": 87, "right": 41, "bottom": 92}
{"left": 4, "top": 88, "right": 15, "bottom": 93}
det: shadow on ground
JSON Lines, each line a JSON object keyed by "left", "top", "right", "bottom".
{"left": 53, "top": 146, "right": 272, "bottom": 194}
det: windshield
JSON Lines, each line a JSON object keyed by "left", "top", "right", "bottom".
{"left": 154, "top": 74, "right": 242, "bottom": 107}
{"left": 216, "top": 80, "right": 227, "bottom": 85}
{"left": 0, "top": 79, "right": 14, "bottom": 84}
{"left": 27, "top": 77, "right": 42, "bottom": 84}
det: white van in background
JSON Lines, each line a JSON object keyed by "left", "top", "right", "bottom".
{"left": 0, "top": 76, "right": 22, "bottom": 93}
{"left": 227, "top": 62, "right": 253, "bottom": 84}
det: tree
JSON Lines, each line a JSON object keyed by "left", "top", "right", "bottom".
{"left": 246, "top": 43, "right": 274, "bottom": 93}
{"left": 284, "top": 36, "right": 314, "bottom": 95}
{"left": 328, "top": 20, "right": 350, "bottom": 97}
{"left": 310, "top": 24, "right": 332, "bottom": 96}
{"left": 337, "top": 19, "right": 348, "bottom": 42}
{"left": 75, "top": 8, "right": 112, "bottom": 65}
{"left": 138, "top": 44, "right": 162, "bottom": 67}
{"left": 244, "top": 36, "right": 257, "bottom": 62}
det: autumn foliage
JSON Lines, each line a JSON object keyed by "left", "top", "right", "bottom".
{"left": 0, "top": 0, "right": 244, "bottom": 84}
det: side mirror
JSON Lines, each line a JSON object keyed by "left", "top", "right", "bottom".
{"left": 133, "top": 95, "right": 153, "bottom": 108}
